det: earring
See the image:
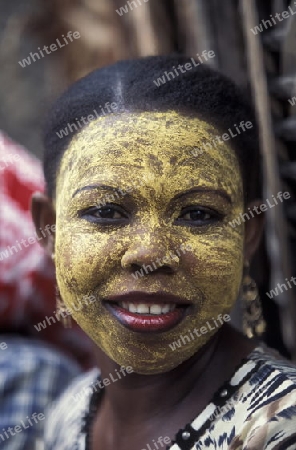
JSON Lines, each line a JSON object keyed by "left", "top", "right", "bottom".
{"left": 242, "top": 262, "right": 266, "bottom": 339}
{"left": 55, "top": 285, "right": 72, "bottom": 328}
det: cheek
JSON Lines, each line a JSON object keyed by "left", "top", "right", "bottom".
{"left": 55, "top": 219, "right": 117, "bottom": 300}
{"left": 187, "top": 225, "right": 244, "bottom": 314}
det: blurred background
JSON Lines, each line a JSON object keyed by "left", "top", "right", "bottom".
{"left": 1, "top": 0, "right": 296, "bottom": 359}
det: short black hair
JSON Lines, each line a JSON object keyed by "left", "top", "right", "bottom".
{"left": 43, "top": 55, "right": 261, "bottom": 202}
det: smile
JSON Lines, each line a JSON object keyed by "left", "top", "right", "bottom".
{"left": 104, "top": 291, "right": 191, "bottom": 333}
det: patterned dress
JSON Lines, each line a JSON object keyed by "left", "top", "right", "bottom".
{"left": 44, "top": 346, "right": 296, "bottom": 449}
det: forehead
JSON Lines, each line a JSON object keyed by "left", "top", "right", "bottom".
{"left": 56, "top": 111, "right": 242, "bottom": 197}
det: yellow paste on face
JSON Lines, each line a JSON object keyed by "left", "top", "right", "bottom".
{"left": 54, "top": 111, "right": 244, "bottom": 374}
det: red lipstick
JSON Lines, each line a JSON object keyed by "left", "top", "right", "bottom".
{"left": 104, "top": 291, "right": 190, "bottom": 333}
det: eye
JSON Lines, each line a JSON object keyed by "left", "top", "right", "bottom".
{"left": 176, "top": 206, "right": 223, "bottom": 226}
{"left": 79, "top": 204, "right": 129, "bottom": 224}
{"left": 91, "top": 207, "right": 123, "bottom": 219}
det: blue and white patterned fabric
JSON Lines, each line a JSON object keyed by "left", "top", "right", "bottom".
{"left": 44, "top": 346, "right": 296, "bottom": 450}
{"left": 0, "top": 336, "right": 80, "bottom": 450}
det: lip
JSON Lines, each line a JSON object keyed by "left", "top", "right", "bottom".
{"left": 104, "top": 291, "right": 191, "bottom": 333}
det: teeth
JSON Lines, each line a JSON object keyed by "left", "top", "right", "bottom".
{"left": 137, "top": 304, "right": 150, "bottom": 314}
{"left": 119, "top": 302, "right": 175, "bottom": 315}
{"left": 150, "top": 304, "right": 162, "bottom": 315}
{"left": 129, "top": 304, "right": 137, "bottom": 313}
{"left": 161, "top": 304, "right": 171, "bottom": 314}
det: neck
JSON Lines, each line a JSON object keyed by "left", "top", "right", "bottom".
{"left": 94, "top": 328, "right": 223, "bottom": 423}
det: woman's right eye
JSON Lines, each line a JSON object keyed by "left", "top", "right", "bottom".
{"left": 79, "top": 204, "right": 129, "bottom": 223}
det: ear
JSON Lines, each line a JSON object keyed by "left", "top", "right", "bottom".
{"left": 243, "top": 200, "right": 265, "bottom": 262}
{"left": 31, "top": 192, "right": 56, "bottom": 257}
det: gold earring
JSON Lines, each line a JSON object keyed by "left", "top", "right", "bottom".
{"left": 55, "top": 285, "right": 72, "bottom": 328}
{"left": 242, "top": 262, "right": 265, "bottom": 339}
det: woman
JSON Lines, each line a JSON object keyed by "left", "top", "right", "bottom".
{"left": 32, "top": 56, "right": 296, "bottom": 449}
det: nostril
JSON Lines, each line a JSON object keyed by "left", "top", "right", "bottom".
{"left": 157, "top": 265, "right": 174, "bottom": 274}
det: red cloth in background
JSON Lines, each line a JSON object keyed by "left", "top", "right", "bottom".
{"left": 0, "top": 131, "right": 95, "bottom": 369}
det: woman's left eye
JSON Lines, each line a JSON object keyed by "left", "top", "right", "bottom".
{"left": 176, "top": 207, "right": 222, "bottom": 225}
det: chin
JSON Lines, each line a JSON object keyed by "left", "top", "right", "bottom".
{"left": 108, "top": 343, "right": 207, "bottom": 376}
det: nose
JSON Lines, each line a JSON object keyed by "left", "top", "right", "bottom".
{"left": 121, "top": 235, "right": 180, "bottom": 274}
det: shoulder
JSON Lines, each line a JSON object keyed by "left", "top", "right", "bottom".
{"left": 242, "top": 348, "right": 296, "bottom": 448}
{"left": 247, "top": 346, "right": 296, "bottom": 397}
{"left": 44, "top": 369, "right": 99, "bottom": 450}
{"left": 196, "top": 347, "right": 296, "bottom": 449}
{"left": 247, "top": 346, "right": 296, "bottom": 415}
{"left": 224, "top": 347, "right": 296, "bottom": 449}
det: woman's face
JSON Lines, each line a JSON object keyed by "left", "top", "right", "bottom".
{"left": 54, "top": 111, "right": 245, "bottom": 374}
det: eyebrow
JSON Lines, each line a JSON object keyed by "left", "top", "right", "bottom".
{"left": 174, "top": 187, "right": 232, "bottom": 204}
{"left": 72, "top": 184, "right": 232, "bottom": 204}
{"left": 72, "top": 185, "right": 123, "bottom": 198}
